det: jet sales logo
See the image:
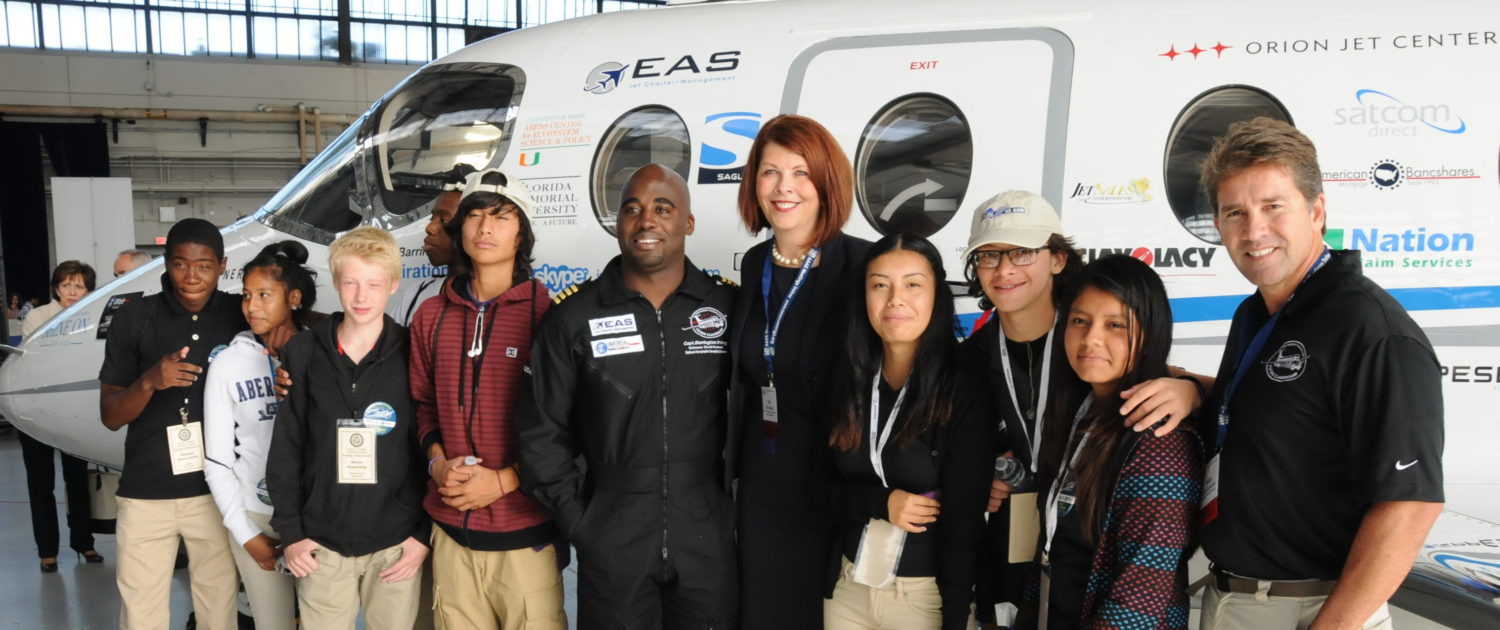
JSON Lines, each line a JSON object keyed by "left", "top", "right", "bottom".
{"left": 533, "top": 264, "right": 592, "bottom": 292}
{"left": 1333, "top": 89, "right": 1467, "bottom": 137}
{"left": 1323, "top": 160, "right": 1479, "bottom": 190}
{"left": 1083, "top": 246, "right": 1217, "bottom": 269}
{"left": 583, "top": 51, "right": 741, "bottom": 94}
{"left": 698, "top": 111, "right": 762, "bottom": 184}
{"left": 1325, "top": 226, "right": 1476, "bottom": 269}
{"left": 1069, "top": 178, "right": 1153, "bottom": 205}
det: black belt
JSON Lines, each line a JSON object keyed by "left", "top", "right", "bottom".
{"left": 590, "top": 459, "right": 720, "bottom": 493}
{"left": 1211, "top": 567, "right": 1337, "bottom": 598}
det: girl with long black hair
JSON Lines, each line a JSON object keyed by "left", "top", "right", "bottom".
{"left": 1035, "top": 254, "right": 1204, "bottom": 629}
{"left": 204, "top": 240, "right": 317, "bottom": 630}
{"left": 818, "top": 233, "right": 995, "bottom": 630}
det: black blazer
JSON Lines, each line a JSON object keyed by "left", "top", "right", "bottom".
{"left": 724, "top": 231, "right": 872, "bottom": 487}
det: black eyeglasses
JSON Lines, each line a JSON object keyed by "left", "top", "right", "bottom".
{"left": 970, "top": 246, "right": 1051, "bottom": 269}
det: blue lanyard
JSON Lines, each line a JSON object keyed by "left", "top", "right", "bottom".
{"left": 760, "top": 241, "right": 819, "bottom": 384}
{"left": 1216, "top": 248, "right": 1332, "bottom": 448}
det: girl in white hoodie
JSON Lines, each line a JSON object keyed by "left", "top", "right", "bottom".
{"left": 204, "top": 241, "right": 317, "bottom": 630}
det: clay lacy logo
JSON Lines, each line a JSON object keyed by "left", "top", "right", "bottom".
{"left": 1265, "top": 340, "right": 1308, "bottom": 382}
{"left": 684, "top": 307, "right": 727, "bottom": 339}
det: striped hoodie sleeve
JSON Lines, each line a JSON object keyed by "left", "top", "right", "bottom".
{"left": 1083, "top": 430, "right": 1203, "bottom": 629}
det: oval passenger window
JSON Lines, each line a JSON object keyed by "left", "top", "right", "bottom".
{"left": 1164, "top": 86, "right": 1293, "bottom": 244}
{"left": 590, "top": 106, "right": 691, "bottom": 236}
{"left": 855, "top": 94, "right": 972, "bottom": 238}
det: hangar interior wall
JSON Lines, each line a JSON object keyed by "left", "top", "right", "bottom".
{"left": 0, "top": 49, "right": 412, "bottom": 255}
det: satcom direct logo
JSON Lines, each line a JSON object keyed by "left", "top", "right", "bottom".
{"left": 1333, "top": 89, "right": 1467, "bottom": 137}
{"left": 698, "top": 111, "right": 762, "bottom": 184}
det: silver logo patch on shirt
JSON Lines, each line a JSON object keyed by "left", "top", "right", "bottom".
{"left": 1266, "top": 340, "right": 1308, "bottom": 382}
{"left": 589, "top": 314, "right": 637, "bottom": 337}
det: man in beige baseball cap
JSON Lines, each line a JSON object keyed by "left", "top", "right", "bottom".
{"left": 961, "top": 190, "right": 1066, "bottom": 261}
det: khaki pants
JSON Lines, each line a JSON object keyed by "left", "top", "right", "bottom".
{"left": 825, "top": 558, "right": 944, "bottom": 630}
{"left": 297, "top": 542, "right": 423, "bottom": 630}
{"left": 225, "top": 511, "right": 296, "bottom": 630}
{"left": 430, "top": 527, "right": 567, "bottom": 630}
{"left": 1200, "top": 583, "right": 1394, "bottom": 630}
{"left": 116, "top": 495, "right": 239, "bottom": 630}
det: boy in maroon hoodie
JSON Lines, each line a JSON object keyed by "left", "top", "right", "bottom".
{"left": 408, "top": 169, "right": 564, "bottom": 629}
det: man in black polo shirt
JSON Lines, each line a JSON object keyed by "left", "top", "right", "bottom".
{"left": 100, "top": 218, "right": 244, "bottom": 629}
{"left": 1195, "top": 118, "right": 1444, "bottom": 629}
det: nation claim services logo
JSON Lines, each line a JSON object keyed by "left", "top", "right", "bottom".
{"left": 1325, "top": 226, "right": 1476, "bottom": 269}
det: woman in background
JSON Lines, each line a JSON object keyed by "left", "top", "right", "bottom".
{"left": 19, "top": 260, "right": 102, "bottom": 572}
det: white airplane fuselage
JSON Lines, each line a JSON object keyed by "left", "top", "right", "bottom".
{"left": 2, "top": 0, "right": 1497, "bottom": 613}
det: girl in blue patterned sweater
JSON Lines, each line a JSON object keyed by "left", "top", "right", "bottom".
{"left": 1036, "top": 254, "right": 1204, "bottom": 630}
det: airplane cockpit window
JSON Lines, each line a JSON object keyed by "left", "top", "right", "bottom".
{"left": 257, "top": 62, "right": 525, "bottom": 245}
{"left": 1164, "top": 85, "right": 1292, "bottom": 244}
{"left": 590, "top": 106, "right": 691, "bottom": 236}
{"left": 855, "top": 94, "right": 972, "bottom": 238}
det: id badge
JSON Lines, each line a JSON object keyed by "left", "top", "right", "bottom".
{"left": 1007, "top": 491, "right": 1040, "bottom": 563}
{"left": 760, "top": 385, "right": 779, "bottom": 423}
{"left": 168, "top": 422, "right": 206, "bottom": 475}
{"left": 850, "top": 517, "right": 905, "bottom": 589}
{"left": 337, "top": 420, "right": 377, "bottom": 485}
{"left": 1056, "top": 482, "right": 1077, "bottom": 516}
{"left": 1201, "top": 453, "right": 1221, "bottom": 525}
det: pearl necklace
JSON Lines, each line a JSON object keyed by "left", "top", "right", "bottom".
{"left": 771, "top": 246, "right": 805, "bottom": 267}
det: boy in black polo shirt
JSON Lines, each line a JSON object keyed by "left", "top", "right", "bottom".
{"left": 99, "top": 218, "right": 243, "bottom": 630}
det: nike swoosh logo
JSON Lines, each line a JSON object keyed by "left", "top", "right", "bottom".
{"left": 1395, "top": 460, "right": 1419, "bottom": 471}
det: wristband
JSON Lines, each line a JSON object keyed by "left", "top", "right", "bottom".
{"left": 1176, "top": 374, "right": 1208, "bottom": 402}
{"left": 428, "top": 455, "right": 444, "bottom": 476}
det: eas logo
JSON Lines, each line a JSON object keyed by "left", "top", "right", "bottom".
{"left": 583, "top": 62, "right": 630, "bottom": 94}
{"left": 698, "top": 112, "right": 761, "bottom": 184}
{"left": 584, "top": 52, "right": 741, "bottom": 95}
{"left": 534, "top": 264, "right": 592, "bottom": 292}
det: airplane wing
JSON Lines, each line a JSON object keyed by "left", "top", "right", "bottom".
{"left": 1392, "top": 510, "right": 1500, "bottom": 627}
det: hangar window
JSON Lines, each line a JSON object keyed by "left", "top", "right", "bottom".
{"left": 854, "top": 94, "right": 972, "bottom": 238}
{"left": 589, "top": 106, "right": 691, "bottom": 236}
{"left": 1164, "top": 86, "right": 1293, "bottom": 244}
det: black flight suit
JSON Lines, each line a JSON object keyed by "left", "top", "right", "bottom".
{"left": 519, "top": 257, "right": 738, "bottom": 630}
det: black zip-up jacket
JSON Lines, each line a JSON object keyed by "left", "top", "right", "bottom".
{"left": 267, "top": 313, "right": 429, "bottom": 556}
{"left": 518, "top": 257, "right": 736, "bottom": 544}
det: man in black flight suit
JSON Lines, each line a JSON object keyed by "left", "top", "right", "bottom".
{"left": 519, "top": 163, "right": 738, "bottom": 629}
